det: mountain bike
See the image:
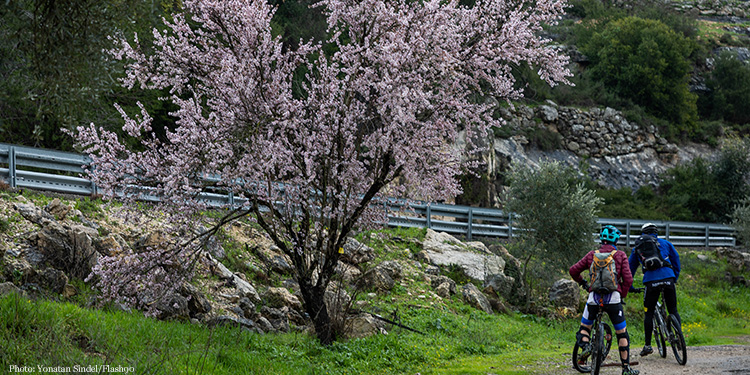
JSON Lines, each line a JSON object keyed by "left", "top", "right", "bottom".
{"left": 634, "top": 287, "right": 687, "bottom": 365}
{"left": 572, "top": 294, "right": 613, "bottom": 374}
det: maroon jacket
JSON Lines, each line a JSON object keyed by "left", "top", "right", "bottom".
{"left": 569, "top": 243, "right": 634, "bottom": 299}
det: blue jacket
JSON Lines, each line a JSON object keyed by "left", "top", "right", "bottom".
{"left": 628, "top": 234, "right": 680, "bottom": 283}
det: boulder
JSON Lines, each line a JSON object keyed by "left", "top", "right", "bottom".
{"left": 334, "top": 262, "right": 362, "bottom": 282}
{"left": 462, "top": 283, "right": 493, "bottom": 314}
{"left": 422, "top": 229, "right": 506, "bottom": 283}
{"left": 549, "top": 279, "right": 580, "bottom": 312}
{"left": 35, "top": 221, "right": 99, "bottom": 278}
{"left": 435, "top": 283, "right": 452, "bottom": 299}
{"left": 262, "top": 287, "right": 303, "bottom": 311}
{"left": 261, "top": 306, "right": 290, "bottom": 332}
{"left": 0, "top": 282, "right": 23, "bottom": 297}
{"left": 358, "top": 267, "right": 395, "bottom": 292}
{"left": 155, "top": 294, "right": 190, "bottom": 321}
{"left": 716, "top": 248, "right": 750, "bottom": 271}
{"left": 180, "top": 283, "right": 212, "bottom": 317}
{"left": 3, "top": 255, "right": 35, "bottom": 282}
{"left": 42, "top": 268, "right": 68, "bottom": 294}
{"left": 340, "top": 237, "right": 376, "bottom": 265}
{"left": 133, "top": 231, "right": 171, "bottom": 252}
{"left": 238, "top": 297, "right": 259, "bottom": 320}
{"left": 45, "top": 198, "right": 72, "bottom": 220}
{"left": 14, "top": 203, "right": 54, "bottom": 224}
{"left": 325, "top": 284, "right": 352, "bottom": 317}
{"left": 429, "top": 275, "right": 457, "bottom": 295}
{"left": 93, "top": 234, "right": 130, "bottom": 256}
{"left": 208, "top": 253, "right": 260, "bottom": 302}
{"left": 346, "top": 314, "right": 384, "bottom": 339}
{"left": 255, "top": 317, "right": 275, "bottom": 333}
{"left": 256, "top": 245, "right": 294, "bottom": 274}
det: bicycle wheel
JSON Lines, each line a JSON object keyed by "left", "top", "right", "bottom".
{"left": 572, "top": 341, "right": 592, "bottom": 373}
{"left": 668, "top": 315, "right": 687, "bottom": 365}
{"left": 653, "top": 315, "right": 667, "bottom": 358}
{"left": 592, "top": 322, "right": 604, "bottom": 375}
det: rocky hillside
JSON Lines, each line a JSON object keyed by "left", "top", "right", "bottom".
{"left": 0, "top": 191, "right": 531, "bottom": 339}
{"left": 458, "top": 102, "right": 718, "bottom": 207}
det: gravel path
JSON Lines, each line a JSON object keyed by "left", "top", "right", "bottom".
{"left": 540, "top": 345, "right": 750, "bottom": 375}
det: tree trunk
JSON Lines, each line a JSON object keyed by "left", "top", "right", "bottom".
{"left": 299, "top": 279, "right": 335, "bottom": 345}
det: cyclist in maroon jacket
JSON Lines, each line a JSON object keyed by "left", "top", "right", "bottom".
{"left": 570, "top": 225, "right": 638, "bottom": 375}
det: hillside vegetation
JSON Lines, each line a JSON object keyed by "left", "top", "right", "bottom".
{"left": 1, "top": 190, "right": 749, "bottom": 374}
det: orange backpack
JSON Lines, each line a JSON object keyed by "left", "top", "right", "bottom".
{"left": 589, "top": 250, "right": 618, "bottom": 294}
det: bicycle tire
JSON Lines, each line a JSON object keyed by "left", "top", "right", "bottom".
{"left": 654, "top": 315, "right": 667, "bottom": 358}
{"left": 572, "top": 342, "right": 592, "bottom": 373}
{"left": 668, "top": 315, "right": 687, "bottom": 365}
{"left": 592, "top": 322, "right": 604, "bottom": 375}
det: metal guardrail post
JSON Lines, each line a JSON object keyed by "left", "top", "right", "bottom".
{"left": 625, "top": 222, "right": 631, "bottom": 248}
{"left": 665, "top": 223, "right": 670, "bottom": 241}
{"left": 8, "top": 146, "right": 16, "bottom": 188}
{"left": 467, "top": 208, "right": 473, "bottom": 241}
{"left": 229, "top": 192, "right": 234, "bottom": 207}
{"left": 705, "top": 226, "right": 710, "bottom": 247}
{"left": 426, "top": 204, "right": 431, "bottom": 229}
{"left": 508, "top": 212, "right": 513, "bottom": 238}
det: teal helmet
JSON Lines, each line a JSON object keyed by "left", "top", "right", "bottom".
{"left": 600, "top": 225, "right": 621, "bottom": 244}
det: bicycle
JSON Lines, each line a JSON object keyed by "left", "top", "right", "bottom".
{"left": 634, "top": 287, "right": 687, "bottom": 365}
{"left": 572, "top": 293, "right": 613, "bottom": 374}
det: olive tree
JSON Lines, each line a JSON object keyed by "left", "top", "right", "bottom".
{"left": 505, "top": 160, "right": 601, "bottom": 299}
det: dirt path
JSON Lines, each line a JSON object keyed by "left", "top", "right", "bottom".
{"left": 539, "top": 345, "right": 750, "bottom": 375}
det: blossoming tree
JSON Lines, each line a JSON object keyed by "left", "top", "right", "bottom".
{"left": 76, "top": 0, "right": 570, "bottom": 344}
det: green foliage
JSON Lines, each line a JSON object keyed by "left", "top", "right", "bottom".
{"left": 0, "top": 217, "right": 9, "bottom": 234}
{"left": 730, "top": 197, "right": 750, "bottom": 246}
{"left": 596, "top": 186, "right": 670, "bottom": 221}
{"left": 269, "top": 0, "right": 327, "bottom": 48}
{"left": 523, "top": 127, "right": 563, "bottom": 152}
{"left": 0, "top": 0, "right": 176, "bottom": 151}
{"left": 700, "top": 52, "right": 750, "bottom": 125}
{"left": 505, "top": 160, "right": 601, "bottom": 296}
{"left": 74, "top": 198, "right": 102, "bottom": 218}
{"left": 661, "top": 137, "right": 750, "bottom": 223}
{"left": 582, "top": 17, "right": 698, "bottom": 136}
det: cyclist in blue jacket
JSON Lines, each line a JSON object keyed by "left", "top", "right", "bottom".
{"left": 628, "top": 222, "right": 681, "bottom": 357}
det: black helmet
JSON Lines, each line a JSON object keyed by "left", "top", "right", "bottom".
{"left": 641, "top": 222, "right": 658, "bottom": 235}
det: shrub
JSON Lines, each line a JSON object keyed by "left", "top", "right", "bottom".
{"left": 505, "top": 160, "right": 601, "bottom": 300}
{"left": 701, "top": 52, "right": 750, "bottom": 125}
{"left": 524, "top": 127, "right": 563, "bottom": 151}
{"left": 730, "top": 197, "right": 750, "bottom": 246}
{"left": 596, "top": 186, "right": 670, "bottom": 220}
{"left": 582, "top": 17, "right": 698, "bottom": 136}
{"left": 660, "top": 137, "right": 750, "bottom": 222}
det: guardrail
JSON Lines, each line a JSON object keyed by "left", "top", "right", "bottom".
{"left": 0, "top": 143, "right": 737, "bottom": 247}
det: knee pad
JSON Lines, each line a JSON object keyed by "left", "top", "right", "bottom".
{"left": 577, "top": 326, "right": 591, "bottom": 344}
{"left": 617, "top": 331, "right": 630, "bottom": 350}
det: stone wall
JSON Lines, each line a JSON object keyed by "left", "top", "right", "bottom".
{"left": 497, "top": 101, "right": 678, "bottom": 160}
